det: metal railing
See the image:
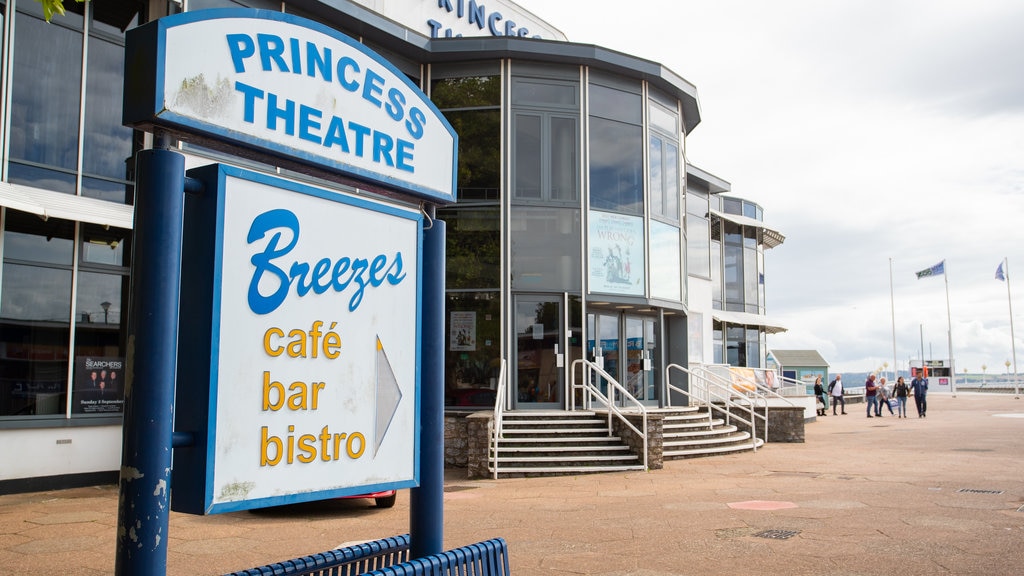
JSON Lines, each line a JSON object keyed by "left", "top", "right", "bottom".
{"left": 694, "top": 364, "right": 797, "bottom": 407}
{"left": 569, "top": 359, "right": 648, "bottom": 471}
{"left": 488, "top": 359, "right": 509, "bottom": 480}
{"left": 665, "top": 363, "right": 766, "bottom": 451}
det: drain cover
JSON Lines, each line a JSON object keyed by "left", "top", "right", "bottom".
{"left": 753, "top": 529, "right": 800, "bottom": 540}
{"left": 957, "top": 488, "right": 1004, "bottom": 495}
{"left": 443, "top": 485, "right": 477, "bottom": 493}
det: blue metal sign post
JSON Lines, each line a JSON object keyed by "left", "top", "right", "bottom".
{"left": 411, "top": 218, "right": 445, "bottom": 558}
{"left": 115, "top": 147, "right": 186, "bottom": 575}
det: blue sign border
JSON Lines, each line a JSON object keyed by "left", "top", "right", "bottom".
{"left": 174, "top": 164, "right": 422, "bottom": 515}
{"left": 123, "top": 9, "right": 458, "bottom": 205}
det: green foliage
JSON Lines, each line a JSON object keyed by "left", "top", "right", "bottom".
{"left": 37, "top": 0, "right": 87, "bottom": 22}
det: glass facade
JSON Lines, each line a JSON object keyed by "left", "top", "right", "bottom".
{"left": 7, "top": 2, "right": 134, "bottom": 201}
{"left": 0, "top": 212, "right": 130, "bottom": 419}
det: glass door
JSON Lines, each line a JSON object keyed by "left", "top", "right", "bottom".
{"left": 588, "top": 312, "right": 660, "bottom": 407}
{"left": 514, "top": 296, "right": 564, "bottom": 409}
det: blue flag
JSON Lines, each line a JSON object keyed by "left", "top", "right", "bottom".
{"left": 996, "top": 261, "right": 1006, "bottom": 281}
{"left": 915, "top": 261, "right": 945, "bottom": 279}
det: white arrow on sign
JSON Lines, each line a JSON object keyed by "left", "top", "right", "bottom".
{"left": 375, "top": 336, "right": 403, "bottom": 456}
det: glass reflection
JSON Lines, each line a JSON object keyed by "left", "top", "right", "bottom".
{"left": 9, "top": 11, "right": 83, "bottom": 189}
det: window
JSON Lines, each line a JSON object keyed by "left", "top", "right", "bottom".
{"left": 511, "top": 77, "right": 579, "bottom": 203}
{"left": 648, "top": 100, "right": 679, "bottom": 222}
{"left": 431, "top": 73, "right": 501, "bottom": 202}
{"left": 686, "top": 190, "right": 711, "bottom": 279}
{"left": 589, "top": 82, "right": 643, "bottom": 214}
{"left": 7, "top": 3, "right": 134, "bottom": 202}
{"left": 0, "top": 211, "right": 130, "bottom": 420}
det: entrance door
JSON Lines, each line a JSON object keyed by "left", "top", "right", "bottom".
{"left": 513, "top": 296, "right": 563, "bottom": 409}
{"left": 588, "top": 312, "right": 660, "bottom": 406}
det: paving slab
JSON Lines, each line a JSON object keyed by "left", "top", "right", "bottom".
{"left": 0, "top": 392, "right": 1022, "bottom": 575}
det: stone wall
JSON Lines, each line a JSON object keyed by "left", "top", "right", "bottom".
{"left": 444, "top": 411, "right": 472, "bottom": 468}
{"left": 730, "top": 405, "right": 805, "bottom": 443}
{"left": 610, "top": 412, "right": 664, "bottom": 470}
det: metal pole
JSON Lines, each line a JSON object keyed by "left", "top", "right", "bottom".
{"left": 944, "top": 261, "right": 956, "bottom": 397}
{"left": 919, "top": 324, "right": 924, "bottom": 377}
{"left": 1004, "top": 258, "right": 1019, "bottom": 399}
{"left": 410, "top": 216, "right": 445, "bottom": 558}
{"left": 889, "top": 258, "right": 898, "bottom": 385}
{"left": 115, "top": 148, "right": 186, "bottom": 576}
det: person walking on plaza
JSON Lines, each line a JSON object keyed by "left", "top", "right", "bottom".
{"left": 829, "top": 374, "right": 847, "bottom": 415}
{"left": 876, "top": 377, "right": 894, "bottom": 416}
{"left": 911, "top": 372, "right": 929, "bottom": 417}
{"left": 813, "top": 376, "right": 828, "bottom": 416}
{"left": 865, "top": 374, "right": 879, "bottom": 417}
{"left": 893, "top": 376, "right": 910, "bottom": 418}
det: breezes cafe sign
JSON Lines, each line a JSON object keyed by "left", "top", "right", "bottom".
{"left": 123, "top": 10, "right": 456, "bottom": 514}
{"left": 124, "top": 9, "right": 457, "bottom": 203}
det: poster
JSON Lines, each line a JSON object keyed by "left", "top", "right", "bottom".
{"left": 588, "top": 211, "right": 645, "bottom": 296}
{"left": 72, "top": 356, "right": 125, "bottom": 414}
{"left": 449, "top": 311, "right": 477, "bottom": 351}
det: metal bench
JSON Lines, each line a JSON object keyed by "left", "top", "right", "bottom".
{"left": 226, "top": 535, "right": 510, "bottom": 576}
{"left": 225, "top": 534, "right": 411, "bottom": 576}
{"left": 359, "top": 538, "right": 510, "bottom": 576}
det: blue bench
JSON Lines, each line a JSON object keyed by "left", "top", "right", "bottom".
{"left": 226, "top": 535, "right": 510, "bottom": 576}
{"left": 225, "top": 534, "right": 411, "bottom": 576}
{"left": 360, "top": 538, "right": 509, "bottom": 576}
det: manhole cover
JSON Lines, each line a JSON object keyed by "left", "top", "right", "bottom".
{"left": 753, "top": 529, "right": 800, "bottom": 540}
{"left": 957, "top": 488, "right": 1004, "bottom": 495}
{"left": 443, "top": 485, "right": 477, "bottom": 493}
{"left": 952, "top": 448, "right": 993, "bottom": 453}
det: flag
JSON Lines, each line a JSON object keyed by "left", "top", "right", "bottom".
{"left": 915, "top": 261, "right": 945, "bottom": 279}
{"left": 996, "top": 261, "right": 1006, "bottom": 282}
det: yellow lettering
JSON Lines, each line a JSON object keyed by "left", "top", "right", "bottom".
{"left": 286, "top": 328, "right": 307, "bottom": 358}
{"left": 346, "top": 432, "right": 366, "bottom": 459}
{"left": 260, "top": 426, "right": 281, "bottom": 466}
{"left": 263, "top": 327, "right": 285, "bottom": 356}
{"left": 262, "top": 372, "right": 284, "bottom": 411}
{"left": 287, "top": 381, "right": 309, "bottom": 410}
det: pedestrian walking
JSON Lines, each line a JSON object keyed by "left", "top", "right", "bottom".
{"left": 911, "top": 372, "right": 929, "bottom": 417}
{"left": 813, "top": 376, "right": 828, "bottom": 416}
{"left": 829, "top": 374, "right": 847, "bottom": 415}
{"left": 876, "top": 377, "right": 894, "bottom": 416}
{"left": 865, "top": 374, "right": 879, "bottom": 417}
{"left": 893, "top": 376, "right": 909, "bottom": 418}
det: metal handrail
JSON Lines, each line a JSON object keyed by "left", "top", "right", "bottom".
{"left": 666, "top": 363, "right": 766, "bottom": 451}
{"left": 489, "top": 359, "right": 509, "bottom": 480}
{"left": 569, "top": 359, "right": 648, "bottom": 471}
{"left": 695, "top": 364, "right": 796, "bottom": 407}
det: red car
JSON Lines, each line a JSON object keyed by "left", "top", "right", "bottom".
{"left": 340, "top": 489, "right": 397, "bottom": 508}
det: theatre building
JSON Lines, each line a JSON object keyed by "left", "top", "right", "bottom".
{"left": 0, "top": 0, "right": 784, "bottom": 491}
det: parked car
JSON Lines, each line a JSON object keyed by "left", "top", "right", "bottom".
{"left": 340, "top": 489, "right": 397, "bottom": 508}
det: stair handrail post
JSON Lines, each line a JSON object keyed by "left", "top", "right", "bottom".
{"left": 491, "top": 359, "right": 509, "bottom": 479}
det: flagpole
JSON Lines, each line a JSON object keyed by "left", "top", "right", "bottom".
{"left": 1004, "top": 258, "right": 1019, "bottom": 399}
{"left": 944, "top": 260, "right": 956, "bottom": 398}
{"left": 889, "top": 257, "right": 898, "bottom": 381}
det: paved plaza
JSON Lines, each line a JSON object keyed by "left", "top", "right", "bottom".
{"left": 2, "top": 392, "right": 1023, "bottom": 575}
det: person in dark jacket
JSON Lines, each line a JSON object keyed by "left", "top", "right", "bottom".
{"left": 893, "top": 376, "right": 910, "bottom": 418}
{"left": 911, "top": 373, "right": 928, "bottom": 417}
{"left": 813, "top": 376, "right": 828, "bottom": 416}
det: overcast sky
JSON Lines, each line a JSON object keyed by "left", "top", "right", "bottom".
{"left": 513, "top": 0, "right": 1024, "bottom": 376}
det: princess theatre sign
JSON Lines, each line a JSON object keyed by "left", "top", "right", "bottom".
{"left": 123, "top": 9, "right": 457, "bottom": 514}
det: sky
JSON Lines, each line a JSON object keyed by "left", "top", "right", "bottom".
{"left": 513, "top": 0, "right": 1024, "bottom": 375}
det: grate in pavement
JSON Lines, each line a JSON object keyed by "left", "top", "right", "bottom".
{"left": 444, "top": 485, "right": 477, "bottom": 493}
{"left": 753, "top": 529, "right": 800, "bottom": 540}
{"left": 1018, "top": 504, "right": 1024, "bottom": 513}
{"left": 956, "top": 488, "right": 1004, "bottom": 495}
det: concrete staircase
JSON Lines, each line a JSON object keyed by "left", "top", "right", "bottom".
{"left": 660, "top": 405, "right": 763, "bottom": 459}
{"left": 489, "top": 411, "right": 645, "bottom": 477}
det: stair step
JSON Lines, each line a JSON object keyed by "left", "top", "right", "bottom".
{"left": 489, "top": 464, "right": 646, "bottom": 475}
{"left": 495, "top": 436, "right": 624, "bottom": 444}
{"left": 664, "top": 432, "right": 751, "bottom": 448}
{"left": 502, "top": 419, "right": 608, "bottom": 426}
{"left": 664, "top": 439, "right": 764, "bottom": 458}
{"left": 489, "top": 440, "right": 626, "bottom": 450}
{"left": 492, "top": 454, "right": 640, "bottom": 463}
{"left": 663, "top": 425, "right": 738, "bottom": 438}
{"left": 501, "top": 427, "right": 611, "bottom": 435}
